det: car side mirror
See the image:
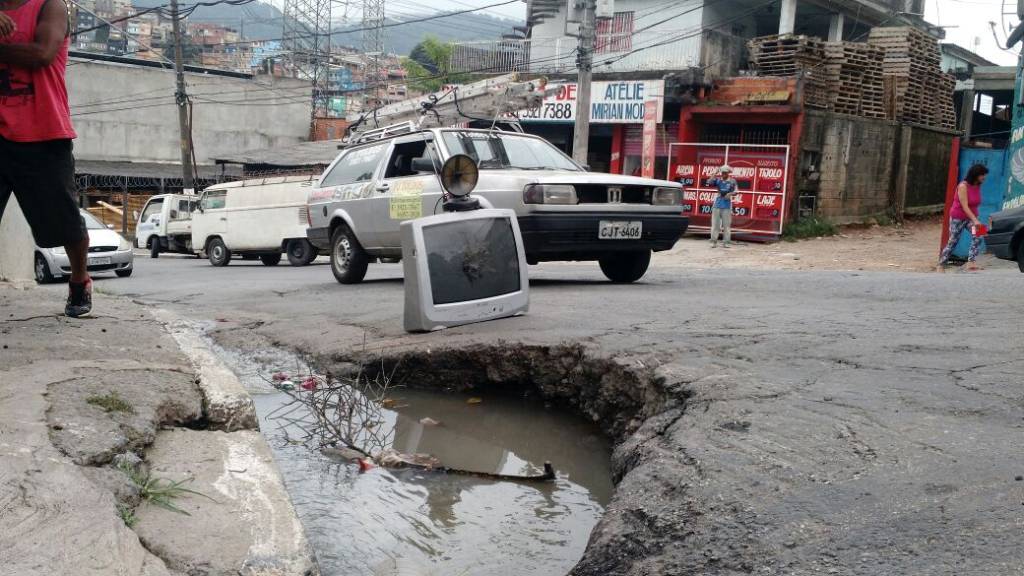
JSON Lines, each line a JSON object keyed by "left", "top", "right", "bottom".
{"left": 411, "top": 157, "right": 437, "bottom": 174}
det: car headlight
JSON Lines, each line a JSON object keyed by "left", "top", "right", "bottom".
{"left": 119, "top": 238, "right": 131, "bottom": 251}
{"left": 523, "top": 184, "right": 577, "bottom": 205}
{"left": 51, "top": 246, "right": 66, "bottom": 255}
{"left": 652, "top": 187, "right": 682, "bottom": 206}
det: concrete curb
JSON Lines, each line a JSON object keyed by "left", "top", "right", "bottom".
{"left": 152, "top": 309, "right": 259, "bottom": 432}
{"left": 148, "top": 308, "right": 319, "bottom": 576}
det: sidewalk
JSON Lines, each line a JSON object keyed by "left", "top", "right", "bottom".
{"left": 0, "top": 284, "right": 316, "bottom": 576}
{"left": 655, "top": 216, "right": 1015, "bottom": 273}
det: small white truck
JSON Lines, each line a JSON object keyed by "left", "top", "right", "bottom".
{"left": 191, "top": 175, "right": 321, "bottom": 266}
{"left": 135, "top": 194, "right": 200, "bottom": 258}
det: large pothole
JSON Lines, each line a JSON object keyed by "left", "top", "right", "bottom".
{"left": 207, "top": 334, "right": 682, "bottom": 576}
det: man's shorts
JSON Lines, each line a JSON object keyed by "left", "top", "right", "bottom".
{"left": 0, "top": 136, "right": 87, "bottom": 249}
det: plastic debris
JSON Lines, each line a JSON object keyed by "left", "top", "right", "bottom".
{"left": 301, "top": 377, "right": 317, "bottom": 391}
{"left": 381, "top": 398, "right": 396, "bottom": 408}
{"left": 272, "top": 372, "right": 288, "bottom": 382}
{"left": 279, "top": 380, "right": 295, "bottom": 391}
{"left": 467, "top": 397, "right": 483, "bottom": 405}
{"left": 419, "top": 417, "right": 440, "bottom": 426}
{"left": 357, "top": 458, "right": 375, "bottom": 472}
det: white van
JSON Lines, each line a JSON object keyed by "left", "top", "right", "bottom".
{"left": 135, "top": 194, "right": 200, "bottom": 258}
{"left": 191, "top": 175, "right": 320, "bottom": 267}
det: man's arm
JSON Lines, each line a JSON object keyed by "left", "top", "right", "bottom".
{"left": 0, "top": 0, "right": 67, "bottom": 69}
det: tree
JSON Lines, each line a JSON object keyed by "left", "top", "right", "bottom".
{"left": 401, "top": 36, "right": 465, "bottom": 93}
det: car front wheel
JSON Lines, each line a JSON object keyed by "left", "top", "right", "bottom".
{"left": 207, "top": 238, "right": 231, "bottom": 267}
{"left": 331, "top": 225, "right": 369, "bottom": 284}
{"left": 1017, "top": 240, "right": 1024, "bottom": 273}
{"left": 34, "top": 253, "right": 56, "bottom": 284}
{"left": 599, "top": 250, "right": 651, "bottom": 283}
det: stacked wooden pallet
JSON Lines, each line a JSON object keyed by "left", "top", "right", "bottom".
{"left": 867, "top": 26, "right": 956, "bottom": 129}
{"left": 747, "top": 35, "right": 829, "bottom": 109}
{"left": 823, "top": 42, "right": 886, "bottom": 119}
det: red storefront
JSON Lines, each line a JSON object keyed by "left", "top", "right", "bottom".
{"left": 612, "top": 78, "right": 805, "bottom": 239}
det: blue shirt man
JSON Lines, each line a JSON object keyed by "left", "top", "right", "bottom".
{"left": 707, "top": 172, "right": 738, "bottom": 209}
{"left": 706, "top": 166, "right": 736, "bottom": 247}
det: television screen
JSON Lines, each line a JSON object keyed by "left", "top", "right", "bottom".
{"left": 422, "top": 217, "right": 522, "bottom": 305}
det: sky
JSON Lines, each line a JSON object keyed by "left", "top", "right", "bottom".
{"left": 926, "top": 0, "right": 1020, "bottom": 66}
{"left": 388, "top": 0, "right": 1020, "bottom": 66}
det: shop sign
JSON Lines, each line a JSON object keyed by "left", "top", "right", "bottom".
{"left": 517, "top": 80, "right": 664, "bottom": 124}
{"left": 641, "top": 100, "right": 658, "bottom": 178}
{"left": 669, "top": 143, "right": 789, "bottom": 236}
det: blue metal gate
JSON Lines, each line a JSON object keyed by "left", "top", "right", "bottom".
{"left": 953, "top": 148, "right": 1008, "bottom": 258}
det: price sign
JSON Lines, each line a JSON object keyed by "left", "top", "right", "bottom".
{"left": 668, "top": 143, "right": 789, "bottom": 237}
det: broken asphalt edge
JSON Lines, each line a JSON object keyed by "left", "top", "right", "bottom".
{"left": 146, "top": 307, "right": 319, "bottom": 576}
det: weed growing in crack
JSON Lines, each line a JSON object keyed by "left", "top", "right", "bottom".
{"left": 87, "top": 392, "right": 134, "bottom": 414}
{"left": 117, "top": 503, "right": 137, "bottom": 528}
{"left": 118, "top": 461, "right": 215, "bottom": 516}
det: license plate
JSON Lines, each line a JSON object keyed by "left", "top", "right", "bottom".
{"left": 88, "top": 257, "right": 112, "bottom": 265}
{"left": 598, "top": 221, "right": 642, "bottom": 240}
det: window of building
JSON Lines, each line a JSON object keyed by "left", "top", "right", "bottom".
{"left": 596, "top": 12, "right": 634, "bottom": 54}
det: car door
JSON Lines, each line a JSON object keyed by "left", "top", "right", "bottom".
{"left": 317, "top": 142, "right": 388, "bottom": 249}
{"left": 135, "top": 196, "right": 164, "bottom": 248}
{"left": 373, "top": 135, "right": 443, "bottom": 250}
{"left": 195, "top": 189, "right": 228, "bottom": 249}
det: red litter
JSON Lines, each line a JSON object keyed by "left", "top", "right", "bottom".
{"left": 301, "top": 377, "right": 317, "bottom": 391}
{"left": 272, "top": 372, "right": 288, "bottom": 382}
{"left": 357, "top": 459, "right": 375, "bottom": 472}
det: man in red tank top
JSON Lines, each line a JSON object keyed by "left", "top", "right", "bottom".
{"left": 0, "top": 0, "right": 92, "bottom": 316}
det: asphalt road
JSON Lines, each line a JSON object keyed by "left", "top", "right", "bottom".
{"left": 62, "top": 249, "right": 1024, "bottom": 575}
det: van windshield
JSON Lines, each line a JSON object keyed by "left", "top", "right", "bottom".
{"left": 440, "top": 132, "right": 580, "bottom": 171}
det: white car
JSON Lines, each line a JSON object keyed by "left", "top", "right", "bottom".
{"left": 34, "top": 209, "right": 134, "bottom": 283}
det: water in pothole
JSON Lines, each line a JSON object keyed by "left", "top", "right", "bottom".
{"left": 216, "top": 342, "right": 614, "bottom": 576}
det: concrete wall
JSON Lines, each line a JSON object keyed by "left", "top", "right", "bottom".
{"left": 67, "top": 61, "right": 311, "bottom": 166}
{"left": 0, "top": 197, "right": 36, "bottom": 282}
{"left": 798, "top": 110, "right": 899, "bottom": 222}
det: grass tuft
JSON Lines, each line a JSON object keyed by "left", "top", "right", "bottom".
{"left": 86, "top": 392, "right": 134, "bottom": 414}
{"left": 117, "top": 503, "right": 137, "bottom": 527}
{"left": 782, "top": 217, "right": 839, "bottom": 241}
{"left": 118, "top": 461, "right": 215, "bottom": 516}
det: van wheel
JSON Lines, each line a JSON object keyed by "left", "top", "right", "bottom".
{"left": 1017, "top": 241, "right": 1024, "bottom": 273}
{"left": 287, "top": 239, "right": 317, "bottom": 266}
{"left": 260, "top": 253, "right": 282, "bottom": 266}
{"left": 599, "top": 250, "right": 651, "bottom": 283}
{"left": 34, "top": 253, "right": 55, "bottom": 284}
{"left": 149, "top": 237, "right": 160, "bottom": 259}
{"left": 207, "top": 238, "right": 231, "bottom": 267}
{"left": 331, "top": 225, "right": 368, "bottom": 284}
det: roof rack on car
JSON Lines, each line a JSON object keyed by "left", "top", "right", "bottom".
{"left": 342, "top": 73, "right": 552, "bottom": 147}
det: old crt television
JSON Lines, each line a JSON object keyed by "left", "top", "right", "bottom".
{"left": 401, "top": 209, "right": 529, "bottom": 332}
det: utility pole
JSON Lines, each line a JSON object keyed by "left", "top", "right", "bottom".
{"left": 572, "top": 0, "right": 595, "bottom": 165}
{"left": 170, "top": 0, "right": 195, "bottom": 192}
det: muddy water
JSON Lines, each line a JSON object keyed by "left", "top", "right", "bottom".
{"left": 219, "top": 344, "right": 613, "bottom": 576}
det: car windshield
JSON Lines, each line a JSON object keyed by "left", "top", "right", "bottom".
{"left": 441, "top": 131, "right": 580, "bottom": 171}
{"left": 81, "top": 210, "right": 107, "bottom": 230}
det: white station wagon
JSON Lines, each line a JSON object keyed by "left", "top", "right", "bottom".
{"left": 305, "top": 128, "right": 689, "bottom": 284}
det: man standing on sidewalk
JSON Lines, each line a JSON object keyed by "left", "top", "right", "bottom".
{"left": 707, "top": 165, "right": 736, "bottom": 248}
{"left": 0, "top": 0, "right": 91, "bottom": 316}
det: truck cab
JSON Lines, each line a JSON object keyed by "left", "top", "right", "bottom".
{"left": 135, "top": 194, "right": 200, "bottom": 257}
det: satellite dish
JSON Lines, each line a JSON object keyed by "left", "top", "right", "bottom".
{"left": 440, "top": 154, "right": 479, "bottom": 198}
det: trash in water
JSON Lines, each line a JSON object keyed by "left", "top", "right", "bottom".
{"left": 419, "top": 417, "right": 440, "bottom": 426}
{"left": 301, "top": 377, "right": 318, "bottom": 391}
{"left": 272, "top": 372, "right": 289, "bottom": 382}
{"left": 381, "top": 398, "right": 396, "bottom": 408}
{"left": 358, "top": 458, "right": 375, "bottom": 472}
{"left": 467, "top": 397, "right": 483, "bottom": 405}
{"left": 279, "top": 380, "right": 295, "bottom": 390}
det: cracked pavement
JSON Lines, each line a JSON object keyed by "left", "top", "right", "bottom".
{"left": 78, "top": 255, "right": 1024, "bottom": 575}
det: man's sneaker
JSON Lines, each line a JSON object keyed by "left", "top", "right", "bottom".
{"left": 65, "top": 278, "right": 93, "bottom": 318}
{"left": 710, "top": 242, "right": 718, "bottom": 248}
